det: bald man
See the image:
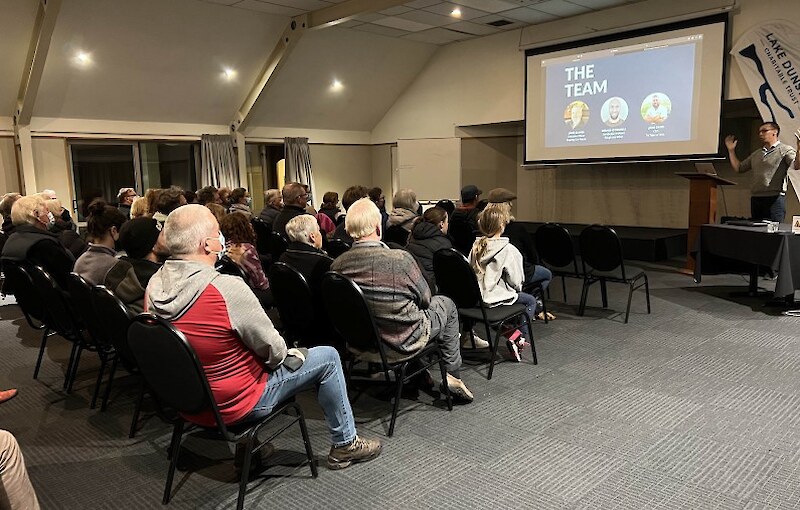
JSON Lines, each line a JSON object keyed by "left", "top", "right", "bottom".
{"left": 272, "top": 182, "right": 310, "bottom": 238}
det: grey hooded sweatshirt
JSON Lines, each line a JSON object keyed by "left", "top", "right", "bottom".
{"left": 469, "top": 236, "right": 524, "bottom": 307}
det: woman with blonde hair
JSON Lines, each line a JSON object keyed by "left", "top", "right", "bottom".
{"left": 469, "top": 205, "right": 535, "bottom": 362}
{"left": 129, "top": 196, "right": 148, "bottom": 219}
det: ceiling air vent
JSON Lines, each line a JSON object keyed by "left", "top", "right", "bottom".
{"left": 486, "top": 19, "right": 513, "bottom": 27}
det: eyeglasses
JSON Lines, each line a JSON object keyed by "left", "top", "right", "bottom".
{"left": 759, "top": 128, "right": 776, "bottom": 133}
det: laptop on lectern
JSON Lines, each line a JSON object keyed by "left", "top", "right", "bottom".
{"left": 695, "top": 162, "right": 718, "bottom": 176}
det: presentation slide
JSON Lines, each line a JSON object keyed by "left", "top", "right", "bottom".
{"left": 525, "top": 17, "right": 727, "bottom": 165}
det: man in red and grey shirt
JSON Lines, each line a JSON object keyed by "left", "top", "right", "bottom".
{"left": 146, "top": 204, "right": 380, "bottom": 470}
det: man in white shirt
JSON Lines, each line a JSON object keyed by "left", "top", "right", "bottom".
{"left": 644, "top": 94, "right": 669, "bottom": 124}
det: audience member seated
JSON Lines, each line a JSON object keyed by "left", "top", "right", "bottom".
{"left": 117, "top": 187, "right": 138, "bottom": 218}
{"left": 183, "top": 189, "right": 197, "bottom": 204}
{"left": 143, "top": 188, "right": 161, "bottom": 217}
{"left": 0, "top": 429, "right": 40, "bottom": 509}
{"left": 152, "top": 186, "right": 187, "bottom": 224}
{"left": 0, "top": 193, "right": 21, "bottom": 255}
{"left": 486, "top": 188, "right": 554, "bottom": 320}
{"left": 73, "top": 201, "right": 128, "bottom": 285}
{"left": 218, "top": 186, "right": 232, "bottom": 208}
{"left": 104, "top": 217, "right": 167, "bottom": 313}
{"left": 405, "top": 206, "right": 452, "bottom": 293}
{"left": 316, "top": 210, "right": 336, "bottom": 239}
{"left": 206, "top": 203, "right": 227, "bottom": 224}
{"left": 219, "top": 213, "right": 269, "bottom": 291}
{"left": 1, "top": 195, "right": 75, "bottom": 290}
{"left": 435, "top": 199, "right": 456, "bottom": 218}
{"left": 279, "top": 215, "right": 334, "bottom": 293}
{"left": 272, "top": 182, "right": 310, "bottom": 238}
{"left": 196, "top": 185, "right": 220, "bottom": 206}
{"left": 319, "top": 191, "right": 342, "bottom": 225}
{"left": 368, "top": 187, "right": 388, "bottom": 231}
{"left": 330, "top": 198, "right": 474, "bottom": 402}
{"left": 228, "top": 187, "right": 252, "bottom": 219}
{"left": 332, "top": 185, "right": 369, "bottom": 244}
{"left": 146, "top": 204, "right": 381, "bottom": 469}
{"left": 258, "top": 188, "right": 282, "bottom": 226}
{"left": 469, "top": 204, "right": 534, "bottom": 362}
{"left": 386, "top": 188, "right": 419, "bottom": 237}
{"left": 129, "top": 196, "right": 148, "bottom": 219}
{"left": 301, "top": 184, "right": 317, "bottom": 215}
{"left": 46, "top": 198, "right": 86, "bottom": 259}
{"left": 450, "top": 184, "right": 482, "bottom": 255}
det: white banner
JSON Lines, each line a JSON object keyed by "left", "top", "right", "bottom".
{"left": 731, "top": 20, "right": 800, "bottom": 144}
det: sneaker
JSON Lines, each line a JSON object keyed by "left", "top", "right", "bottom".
{"left": 0, "top": 388, "right": 17, "bottom": 404}
{"left": 506, "top": 339, "right": 521, "bottom": 362}
{"left": 327, "top": 435, "right": 382, "bottom": 470}
{"left": 442, "top": 373, "right": 474, "bottom": 403}
{"left": 460, "top": 330, "right": 490, "bottom": 349}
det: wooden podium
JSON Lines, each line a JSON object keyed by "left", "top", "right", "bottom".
{"left": 676, "top": 172, "right": 737, "bottom": 271}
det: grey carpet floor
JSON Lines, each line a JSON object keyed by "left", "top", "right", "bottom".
{"left": 2, "top": 265, "right": 800, "bottom": 509}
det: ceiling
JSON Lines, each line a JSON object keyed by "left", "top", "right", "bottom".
{"left": 199, "top": 0, "right": 636, "bottom": 44}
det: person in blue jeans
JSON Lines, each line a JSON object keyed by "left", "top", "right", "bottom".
{"left": 146, "top": 204, "right": 381, "bottom": 470}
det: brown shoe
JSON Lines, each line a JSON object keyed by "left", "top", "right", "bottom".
{"left": 443, "top": 374, "right": 474, "bottom": 403}
{"left": 0, "top": 389, "right": 17, "bottom": 404}
{"left": 327, "top": 435, "right": 382, "bottom": 470}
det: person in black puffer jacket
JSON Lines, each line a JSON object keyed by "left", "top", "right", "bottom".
{"left": 405, "top": 206, "right": 452, "bottom": 293}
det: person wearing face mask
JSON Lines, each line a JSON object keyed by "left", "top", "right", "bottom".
{"left": 1, "top": 195, "right": 76, "bottom": 290}
{"left": 73, "top": 201, "right": 128, "bottom": 285}
{"left": 46, "top": 197, "right": 87, "bottom": 258}
{"left": 103, "top": 217, "right": 170, "bottom": 313}
{"left": 228, "top": 187, "right": 253, "bottom": 219}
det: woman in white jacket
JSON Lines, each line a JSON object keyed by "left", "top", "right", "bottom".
{"left": 468, "top": 205, "right": 536, "bottom": 362}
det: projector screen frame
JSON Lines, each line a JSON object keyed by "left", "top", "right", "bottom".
{"left": 523, "top": 13, "right": 730, "bottom": 167}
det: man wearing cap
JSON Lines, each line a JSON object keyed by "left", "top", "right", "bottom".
{"left": 117, "top": 188, "right": 138, "bottom": 218}
{"left": 450, "top": 185, "right": 482, "bottom": 255}
{"left": 103, "top": 217, "right": 169, "bottom": 313}
{"left": 485, "top": 188, "right": 553, "bottom": 318}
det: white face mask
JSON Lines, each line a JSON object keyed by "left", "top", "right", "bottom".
{"left": 245, "top": 196, "right": 252, "bottom": 207}
{"left": 207, "top": 232, "right": 227, "bottom": 261}
{"left": 45, "top": 211, "right": 55, "bottom": 227}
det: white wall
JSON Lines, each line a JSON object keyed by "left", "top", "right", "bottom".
{"left": 0, "top": 137, "right": 20, "bottom": 195}
{"left": 309, "top": 144, "right": 372, "bottom": 204}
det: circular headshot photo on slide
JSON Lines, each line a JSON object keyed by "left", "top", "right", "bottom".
{"left": 564, "top": 100, "right": 589, "bottom": 130}
{"left": 601, "top": 97, "right": 628, "bottom": 127}
{"left": 641, "top": 93, "right": 671, "bottom": 124}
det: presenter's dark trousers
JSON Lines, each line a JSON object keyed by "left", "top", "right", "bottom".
{"left": 750, "top": 194, "right": 785, "bottom": 222}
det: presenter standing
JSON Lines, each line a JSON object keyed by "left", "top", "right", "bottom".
{"left": 725, "top": 122, "right": 798, "bottom": 222}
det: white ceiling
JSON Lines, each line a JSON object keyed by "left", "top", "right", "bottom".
{"left": 0, "top": 0, "right": 40, "bottom": 116}
{"left": 198, "top": 0, "right": 636, "bottom": 44}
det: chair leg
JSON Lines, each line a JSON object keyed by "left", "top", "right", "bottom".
{"left": 540, "top": 293, "right": 549, "bottom": 324}
{"left": 100, "top": 355, "right": 119, "bottom": 412}
{"left": 294, "top": 404, "right": 318, "bottom": 478}
{"left": 388, "top": 365, "right": 406, "bottom": 437}
{"left": 600, "top": 280, "right": 608, "bottom": 308}
{"left": 625, "top": 281, "right": 634, "bottom": 324}
{"left": 236, "top": 433, "right": 256, "bottom": 510}
{"left": 561, "top": 276, "right": 567, "bottom": 302}
{"left": 578, "top": 279, "right": 590, "bottom": 316}
{"left": 525, "top": 313, "right": 537, "bottom": 365}
{"left": 90, "top": 352, "right": 108, "bottom": 409}
{"left": 487, "top": 322, "right": 504, "bottom": 380}
{"left": 163, "top": 422, "right": 184, "bottom": 505}
{"left": 129, "top": 380, "right": 145, "bottom": 439}
{"left": 437, "top": 355, "right": 453, "bottom": 411}
{"left": 644, "top": 274, "right": 651, "bottom": 313}
{"left": 65, "top": 343, "right": 83, "bottom": 393}
{"left": 33, "top": 328, "right": 50, "bottom": 379}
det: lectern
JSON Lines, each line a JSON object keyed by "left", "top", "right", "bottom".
{"left": 676, "top": 172, "right": 736, "bottom": 271}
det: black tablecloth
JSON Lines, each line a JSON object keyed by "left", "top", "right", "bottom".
{"left": 693, "top": 223, "right": 800, "bottom": 297}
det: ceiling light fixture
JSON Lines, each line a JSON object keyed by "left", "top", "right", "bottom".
{"left": 451, "top": 7, "right": 462, "bottom": 17}
{"left": 73, "top": 51, "right": 92, "bottom": 67}
{"left": 330, "top": 78, "right": 343, "bottom": 91}
{"left": 223, "top": 68, "right": 236, "bottom": 80}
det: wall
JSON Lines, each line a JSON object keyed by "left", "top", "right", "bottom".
{"left": 309, "top": 144, "right": 372, "bottom": 204}
{"left": 32, "top": 138, "right": 72, "bottom": 210}
{"left": 461, "top": 137, "right": 518, "bottom": 200}
{"left": 0, "top": 137, "right": 20, "bottom": 194}
{"left": 371, "top": 144, "right": 393, "bottom": 209}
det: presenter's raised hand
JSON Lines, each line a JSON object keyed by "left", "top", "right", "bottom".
{"left": 724, "top": 135, "right": 738, "bottom": 151}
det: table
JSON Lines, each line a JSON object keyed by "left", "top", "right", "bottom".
{"left": 693, "top": 223, "right": 800, "bottom": 298}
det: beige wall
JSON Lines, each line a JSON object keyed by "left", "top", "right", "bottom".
{"left": 31, "top": 138, "right": 72, "bottom": 211}
{"left": 371, "top": 144, "right": 393, "bottom": 209}
{"left": 310, "top": 144, "right": 372, "bottom": 206}
{"left": 0, "top": 137, "right": 20, "bottom": 195}
{"left": 461, "top": 137, "right": 518, "bottom": 201}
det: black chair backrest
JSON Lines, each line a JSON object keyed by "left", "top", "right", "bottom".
{"left": 579, "top": 224, "right": 625, "bottom": 277}
{"left": 535, "top": 223, "right": 579, "bottom": 272}
{"left": 268, "top": 262, "right": 315, "bottom": 343}
{"left": 383, "top": 225, "right": 409, "bottom": 246}
{"left": 252, "top": 218, "right": 271, "bottom": 255}
{"left": 448, "top": 219, "right": 477, "bottom": 256}
{"left": 67, "top": 273, "right": 107, "bottom": 347}
{"left": 91, "top": 286, "right": 134, "bottom": 360}
{"left": 266, "top": 231, "right": 288, "bottom": 261}
{"left": 2, "top": 261, "right": 47, "bottom": 327}
{"left": 320, "top": 272, "right": 386, "bottom": 362}
{"left": 127, "top": 314, "right": 227, "bottom": 432}
{"left": 433, "top": 248, "right": 484, "bottom": 310}
{"left": 215, "top": 256, "right": 246, "bottom": 280}
{"left": 28, "top": 265, "right": 81, "bottom": 338}
{"left": 325, "top": 238, "right": 351, "bottom": 259}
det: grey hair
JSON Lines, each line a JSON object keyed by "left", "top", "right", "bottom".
{"left": 285, "top": 214, "right": 319, "bottom": 245}
{"left": 264, "top": 189, "right": 281, "bottom": 205}
{"left": 392, "top": 188, "right": 418, "bottom": 212}
{"left": 345, "top": 197, "right": 382, "bottom": 240}
{"left": 164, "top": 204, "right": 217, "bottom": 256}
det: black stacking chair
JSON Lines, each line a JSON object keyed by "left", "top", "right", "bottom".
{"left": 448, "top": 218, "right": 477, "bottom": 256}
{"left": 578, "top": 224, "right": 650, "bottom": 323}
{"left": 383, "top": 225, "right": 409, "bottom": 246}
{"left": 325, "top": 238, "right": 351, "bottom": 259}
{"left": 268, "top": 262, "right": 316, "bottom": 346}
{"left": 27, "top": 265, "right": 86, "bottom": 392}
{"left": 127, "top": 314, "right": 316, "bottom": 510}
{"left": 534, "top": 222, "right": 582, "bottom": 301}
{"left": 251, "top": 218, "right": 271, "bottom": 269}
{"left": 215, "top": 256, "right": 246, "bottom": 280}
{"left": 321, "top": 272, "right": 452, "bottom": 437}
{"left": 433, "top": 248, "right": 537, "bottom": 380}
{"left": 67, "top": 273, "right": 116, "bottom": 409}
{"left": 91, "top": 286, "right": 136, "bottom": 415}
{"left": 2, "top": 261, "right": 50, "bottom": 332}
{"left": 266, "top": 230, "right": 288, "bottom": 263}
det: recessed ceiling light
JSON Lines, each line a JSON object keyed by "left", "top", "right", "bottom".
{"left": 330, "top": 79, "right": 343, "bottom": 91}
{"left": 73, "top": 51, "right": 92, "bottom": 67}
{"left": 223, "top": 68, "right": 236, "bottom": 80}
{"left": 451, "top": 7, "right": 462, "bottom": 17}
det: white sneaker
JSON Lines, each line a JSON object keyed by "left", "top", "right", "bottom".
{"left": 460, "top": 330, "right": 490, "bottom": 349}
